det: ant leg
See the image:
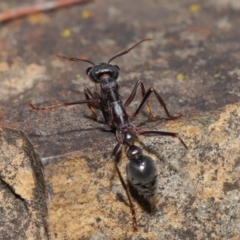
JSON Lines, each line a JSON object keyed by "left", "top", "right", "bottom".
{"left": 124, "top": 80, "right": 144, "bottom": 107}
{"left": 125, "top": 80, "right": 181, "bottom": 121}
{"left": 124, "top": 80, "right": 155, "bottom": 119}
{"left": 29, "top": 99, "right": 100, "bottom": 110}
{"left": 84, "top": 87, "right": 112, "bottom": 125}
{"left": 131, "top": 88, "right": 182, "bottom": 121}
{"left": 111, "top": 143, "right": 138, "bottom": 232}
{"left": 138, "top": 130, "right": 188, "bottom": 149}
{"left": 84, "top": 87, "right": 99, "bottom": 120}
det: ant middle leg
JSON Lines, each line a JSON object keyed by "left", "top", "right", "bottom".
{"left": 30, "top": 87, "right": 100, "bottom": 111}
{"left": 29, "top": 98, "right": 100, "bottom": 110}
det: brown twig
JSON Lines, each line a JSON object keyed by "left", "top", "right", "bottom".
{"left": 0, "top": 0, "right": 94, "bottom": 23}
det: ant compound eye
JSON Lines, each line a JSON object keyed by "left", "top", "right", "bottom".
{"left": 114, "top": 65, "right": 120, "bottom": 71}
{"left": 86, "top": 67, "right": 92, "bottom": 75}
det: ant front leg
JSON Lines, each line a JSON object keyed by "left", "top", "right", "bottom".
{"left": 84, "top": 87, "right": 99, "bottom": 121}
{"left": 124, "top": 80, "right": 181, "bottom": 121}
{"left": 85, "top": 87, "right": 112, "bottom": 125}
{"left": 124, "top": 80, "right": 157, "bottom": 120}
{"left": 30, "top": 98, "right": 100, "bottom": 110}
{"left": 130, "top": 85, "right": 182, "bottom": 121}
{"left": 111, "top": 143, "right": 138, "bottom": 232}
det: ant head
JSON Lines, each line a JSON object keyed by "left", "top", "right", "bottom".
{"left": 57, "top": 38, "right": 152, "bottom": 83}
{"left": 85, "top": 38, "right": 151, "bottom": 83}
{"left": 86, "top": 63, "right": 120, "bottom": 83}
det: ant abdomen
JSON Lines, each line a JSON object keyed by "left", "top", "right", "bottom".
{"left": 126, "top": 155, "right": 158, "bottom": 198}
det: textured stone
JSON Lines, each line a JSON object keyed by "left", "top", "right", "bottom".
{"left": 0, "top": 0, "right": 240, "bottom": 239}
{"left": 43, "top": 102, "right": 240, "bottom": 239}
{"left": 0, "top": 128, "right": 48, "bottom": 240}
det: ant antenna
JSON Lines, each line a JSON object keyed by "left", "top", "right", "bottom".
{"left": 56, "top": 55, "right": 95, "bottom": 66}
{"left": 56, "top": 38, "right": 152, "bottom": 66}
{"left": 108, "top": 38, "right": 153, "bottom": 64}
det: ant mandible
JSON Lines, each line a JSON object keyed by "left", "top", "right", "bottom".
{"left": 30, "top": 38, "right": 187, "bottom": 232}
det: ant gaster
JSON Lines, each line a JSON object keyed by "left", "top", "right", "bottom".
{"left": 30, "top": 38, "right": 187, "bottom": 232}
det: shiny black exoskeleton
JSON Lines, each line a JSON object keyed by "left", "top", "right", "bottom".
{"left": 124, "top": 132, "right": 158, "bottom": 198}
{"left": 30, "top": 38, "right": 187, "bottom": 232}
{"left": 87, "top": 63, "right": 119, "bottom": 83}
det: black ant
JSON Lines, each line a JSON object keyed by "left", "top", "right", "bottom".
{"left": 30, "top": 38, "right": 187, "bottom": 232}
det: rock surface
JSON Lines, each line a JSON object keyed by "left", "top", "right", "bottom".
{"left": 0, "top": 0, "right": 240, "bottom": 239}
{"left": 0, "top": 128, "right": 48, "bottom": 239}
{"left": 43, "top": 102, "right": 240, "bottom": 239}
